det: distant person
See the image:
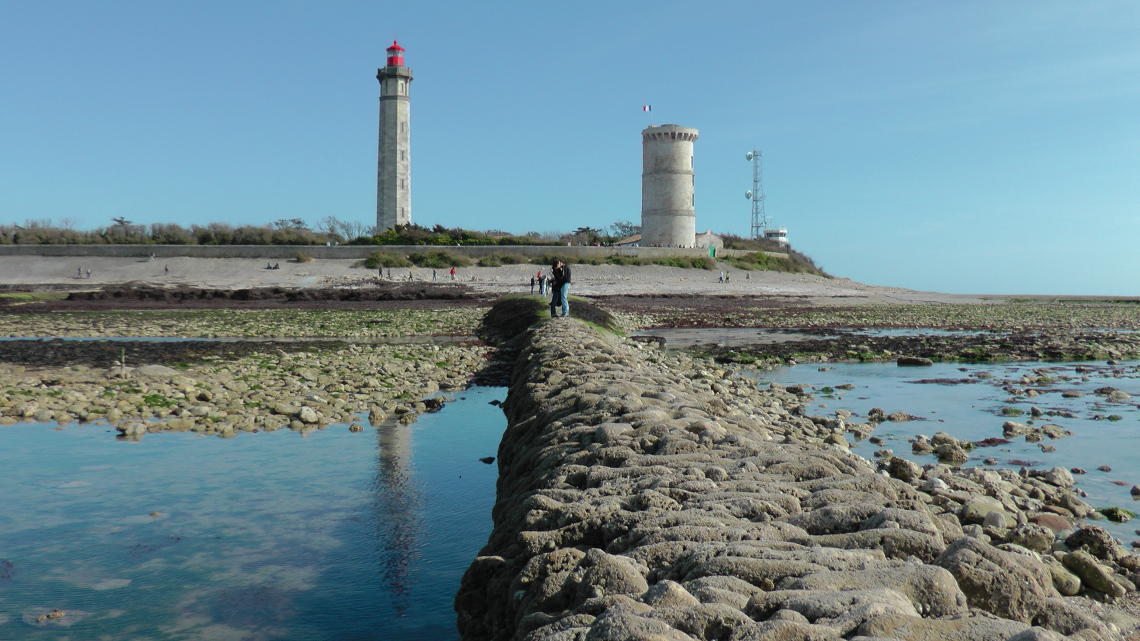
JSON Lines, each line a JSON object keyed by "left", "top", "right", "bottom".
{"left": 530, "top": 276, "right": 535, "bottom": 294}
{"left": 165, "top": 265, "right": 169, "bottom": 275}
{"left": 86, "top": 268, "right": 91, "bottom": 279}
{"left": 408, "top": 269, "right": 413, "bottom": 281}
{"left": 450, "top": 267, "right": 456, "bottom": 281}
{"left": 745, "top": 272, "right": 749, "bottom": 280}
{"left": 387, "top": 267, "right": 392, "bottom": 279}
{"left": 267, "top": 262, "right": 273, "bottom": 269}
{"left": 725, "top": 272, "right": 730, "bottom": 283}
{"left": 77, "top": 267, "right": 82, "bottom": 279}
{"left": 538, "top": 272, "right": 546, "bottom": 295}
{"left": 718, "top": 271, "right": 724, "bottom": 283}
{"left": 550, "top": 259, "right": 571, "bottom": 318}
{"left": 274, "top": 262, "right": 280, "bottom": 269}
{"left": 432, "top": 269, "right": 437, "bottom": 281}
{"left": 378, "top": 266, "right": 383, "bottom": 279}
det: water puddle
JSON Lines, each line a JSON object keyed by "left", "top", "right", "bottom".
{"left": 633, "top": 328, "right": 822, "bottom": 349}
{"left": 0, "top": 386, "right": 505, "bottom": 639}
{"left": 754, "top": 361, "right": 1140, "bottom": 543}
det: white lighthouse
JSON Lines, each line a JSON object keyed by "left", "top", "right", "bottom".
{"left": 641, "top": 124, "right": 698, "bottom": 247}
{"left": 376, "top": 40, "right": 412, "bottom": 231}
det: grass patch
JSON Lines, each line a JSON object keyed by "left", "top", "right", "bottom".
{"left": 363, "top": 250, "right": 412, "bottom": 268}
{"left": 726, "top": 251, "right": 828, "bottom": 276}
{"left": 408, "top": 250, "right": 472, "bottom": 268}
{"left": 0, "top": 292, "right": 70, "bottom": 305}
{"left": 143, "top": 393, "right": 174, "bottom": 407}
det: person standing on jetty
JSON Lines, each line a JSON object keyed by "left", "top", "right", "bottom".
{"left": 549, "top": 259, "right": 571, "bottom": 318}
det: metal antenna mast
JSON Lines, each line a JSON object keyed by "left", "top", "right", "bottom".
{"left": 746, "top": 150, "right": 766, "bottom": 240}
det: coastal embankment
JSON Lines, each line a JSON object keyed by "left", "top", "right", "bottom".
{"left": 455, "top": 314, "right": 1140, "bottom": 640}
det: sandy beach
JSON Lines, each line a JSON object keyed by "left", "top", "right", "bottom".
{"left": 0, "top": 255, "right": 990, "bottom": 305}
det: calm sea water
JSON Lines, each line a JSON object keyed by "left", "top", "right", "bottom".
{"left": 0, "top": 386, "right": 505, "bottom": 640}
{"left": 759, "top": 360, "right": 1140, "bottom": 544}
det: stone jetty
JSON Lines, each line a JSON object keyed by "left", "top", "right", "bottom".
{"left": 455, "top": 318, "right": 1139, "bottom": 640}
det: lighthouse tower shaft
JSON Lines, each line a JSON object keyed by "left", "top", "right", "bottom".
{"left": 376, "top": 42, "right": 412, "bottom": 231}
{"left": 641, "top": 125, "right": 698, "bottom": 247}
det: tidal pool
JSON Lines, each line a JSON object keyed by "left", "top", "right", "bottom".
{"left": 0, "top": 386, "right": 506, "bottom": 640}
{"left": 758, "top": 360, "right": 1140, "bottom": 544}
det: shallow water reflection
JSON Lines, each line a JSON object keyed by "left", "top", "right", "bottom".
{"left": 758, "top": 361, "right": 1140, "bottom": 544}
{"left": 0, "top": 386, "right": 505, "bottom": 640}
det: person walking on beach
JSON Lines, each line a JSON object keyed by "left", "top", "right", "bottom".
{"left": 537, "top": 271, "right": 546, "bottom": 295}
{"left": 432, "top": 269, "right": 437, "bottom": 281}
{"left": 549, "top": 259, "right": 571, "bottom": 318}
{"left": 450, "top": 267, "right": 456, "bottom": 281}
{"left": 165, "top": 265, "right": 169, "bottom": 275}
{"left": 77, "top": 267, "right": 82, "bottom": 279}
{"left": 530, "top": 276, "right": 535, "bottom": 294}
{"left": 718, "top": 271, "right": 724, "bottom": 283}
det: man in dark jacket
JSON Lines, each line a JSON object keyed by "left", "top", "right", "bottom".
{"left": 550, "top": 260, "right": 571, "bottom": 317}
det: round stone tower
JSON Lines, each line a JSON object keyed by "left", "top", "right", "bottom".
{"left": 376, "top": 40, "right": 413, "bottom": 231}
{"left": 641, "top": 124, "right": 698, "bottom": 247}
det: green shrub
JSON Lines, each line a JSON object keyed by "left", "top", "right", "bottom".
{"left": 294, "top": 252, "right": 313, "bottom": 263}
{"left": 408, "top": 250, "right": 472, "bottom": 268}
{"left": 652, "top": 256, "right": 717, "bottom": 269}
{"left": 530, "top": 254, "right": 578, "bottom": 267}
{"left": 363, "top": 250, "right": 412, "bottom": 268}
{"left": 477, "top": 252, "right": 529, "bottom": 267}
{"left": 725, "top": 249, "right": 829, "bottom": 277}
{"left": 604, "top": 256, "right": 649, "bottom": 266}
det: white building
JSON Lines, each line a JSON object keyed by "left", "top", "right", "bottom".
{"left": 641, "top": 124, "right": 698, "bottom": 247}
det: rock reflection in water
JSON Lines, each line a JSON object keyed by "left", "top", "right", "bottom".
{"left": 374, "top": 420, "right": 423, "bottom": 617}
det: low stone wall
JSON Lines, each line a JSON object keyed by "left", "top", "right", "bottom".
{"left": 0, "top": 244, "right": 762, "bottom": 260}
{"left": 454, "top": 319, "right": 1136, "bottom": 640}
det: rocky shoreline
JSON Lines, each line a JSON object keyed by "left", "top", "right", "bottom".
{"left": 455, "top": 317, "right": 1139, "bottom": 640}
{"left": 0, "top": 339, "right": 491, "bottom": 438}
{"left": 706, "top": 330, "right": 1140, "bottom": 367}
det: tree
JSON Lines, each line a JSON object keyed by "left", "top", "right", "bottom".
{"left": 272, "top": 218, "right": 308, "bottom": 230}
{"left": 608, "top": 220, "right": 641, "bottom": 239}
{"left": 111, "top": 216, "right": 132, "bottom": 227}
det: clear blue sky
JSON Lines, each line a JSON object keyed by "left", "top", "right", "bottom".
{"left": 2, "top": 1, "right": 1138, "bottom": 295}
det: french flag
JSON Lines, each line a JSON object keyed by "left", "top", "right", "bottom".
{"left": 642, "top": 105, "right": 651, "bottom": 112}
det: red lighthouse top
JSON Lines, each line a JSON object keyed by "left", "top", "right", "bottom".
{"left": 386, "top": 40, "right": 405, "bottom": 67}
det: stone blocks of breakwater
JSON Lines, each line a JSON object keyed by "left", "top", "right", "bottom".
{"left": 455, "top": 318, "right": 1136, "bottom": 641}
